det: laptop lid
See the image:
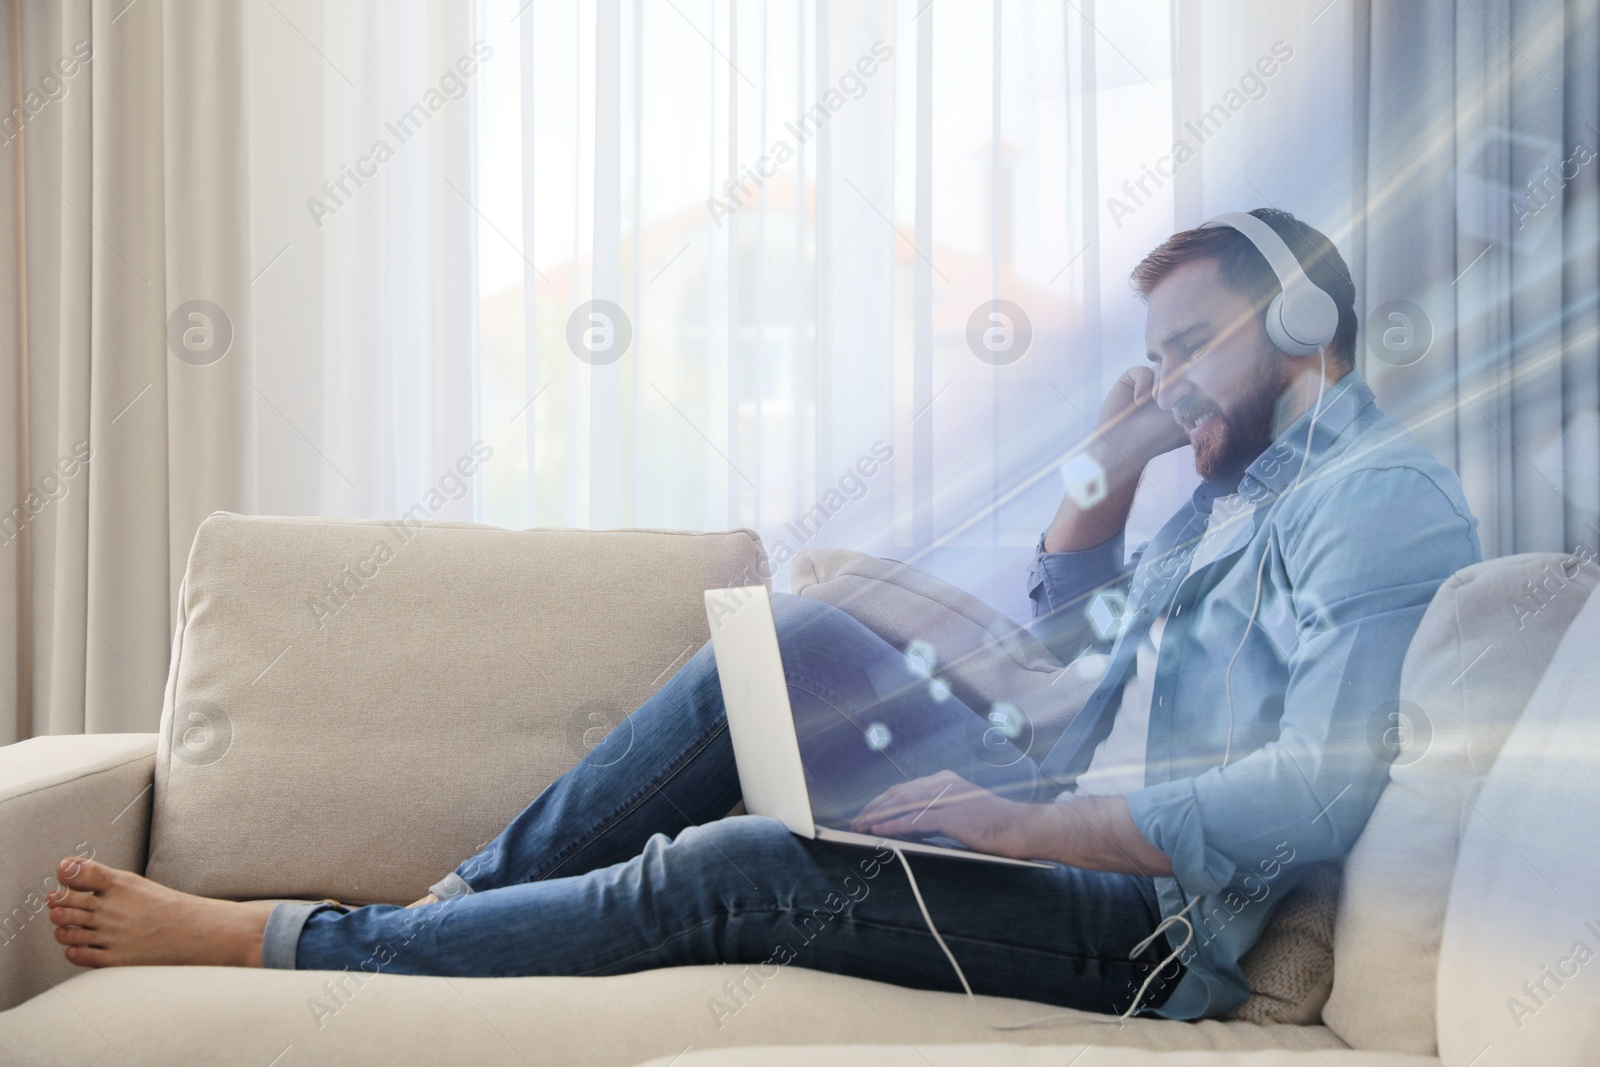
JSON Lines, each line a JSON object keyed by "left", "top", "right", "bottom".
{"left": 703, "top": 585, "right": 818, "bottom": 839}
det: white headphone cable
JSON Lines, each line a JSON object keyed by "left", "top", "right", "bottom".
{"left": 1222, "top": 344, "right": 1331, "bottom": 768}
{"left": 891, "top": 847, "right": 1196, "bottom": 1030}
{"left": 1117, "top": 894, "right": 1201, "bottom": 1023}
{"left": 1292, "top": 346, "right": 1330, "bottom": 492}
{"left": 1221, "top": 542, "right": 1271, "bottom": 770}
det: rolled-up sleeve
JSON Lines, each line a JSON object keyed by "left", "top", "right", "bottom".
{"left": 1125, "top": 467, "right": 1480, "bottom": 896}
{"left": 1026, "top": 531, "right": 1136, "bottom": 662}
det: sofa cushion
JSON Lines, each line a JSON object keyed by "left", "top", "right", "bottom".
{"left": 1436, "top": 578, "right": 1600, "bottom": 1067}
{"left": 0, "top": 964, "right": 1356, "bottom": 1067}
{"left": 1322, "top": 552, "right": 1599, "bottom": 1053}
{"left": 1223, "top": 861, "right": 1341, "bottom": 1025}
{"left": 145, "top": 513, "right": 767, "bottom": 904}
{"left": 791, "top": 546, "right": 1340, "bottom": 1028}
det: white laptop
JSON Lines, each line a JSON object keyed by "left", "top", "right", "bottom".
{"left": 703, "top": 585, "right": 1051, "bottom": 869}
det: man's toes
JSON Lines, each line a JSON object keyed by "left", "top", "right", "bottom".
{"left": 54, "top": 924, "right": 103, "bottom": 947}
{"left": 58, "top": 857, "right": 117, "bottom": 892}
{"left": 50, "top": 906, "right": 97, "bottom": 928}
{"left": 46, "top": 888, "right": 98, "bottom": 913}
{"left": 64, "top": 945, "right": 115, "bottom": 968}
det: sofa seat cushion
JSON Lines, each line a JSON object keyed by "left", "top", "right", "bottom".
{"left": 146, "top": 514, "right": 767, "bottom": 905}
{"left": 0, "top": 965, "right": 1355, "bottom": 1067}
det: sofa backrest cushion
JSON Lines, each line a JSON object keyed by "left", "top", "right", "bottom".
{"left": 145, "top": 513, "right": 767, "bottom": 904}
{"left": 1435, "top": 578, "right": 1600, "bottom": 1066}
{"left": 1321, "top": 552, "right": 1599, "bottom": 1052}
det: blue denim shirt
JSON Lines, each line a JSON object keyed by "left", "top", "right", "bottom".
{"left": 1026, "top": 372, "right": 1480, "bottom": 1019}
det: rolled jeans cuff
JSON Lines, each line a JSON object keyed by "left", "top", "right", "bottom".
{"left": 261, "top": 901, "right": 343, "bottom": 970}
{"left": 428, "top": 871, "right": 476, "bottom": 901}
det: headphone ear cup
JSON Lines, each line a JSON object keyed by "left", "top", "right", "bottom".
{"left": 1266, "top": 287, "right": 1338, "bottom": 357}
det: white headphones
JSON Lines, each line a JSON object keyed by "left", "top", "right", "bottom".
{"left": 1199, "top": 212, "right": 1339, "bottom": 357}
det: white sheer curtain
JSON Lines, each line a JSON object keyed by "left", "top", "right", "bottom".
{"left": 470, "top": 0, "right": 1181, "bottom": 613}
{"left": 247, "top": 0, "right": 481, "bottom": 522}
{"left": 238, "top": 0, "right": 1196, "bottom": 620}
{"left": 9, "top": 0, "right": 1593, "bottom": 741}
{"left": 242, "top": 0, "right": 1600, "bottom": 623}
{"left": 0, "top": 0, "right": 1184, "bottom": 742}
{"left": 242, "top": 0, "right": 1600, "bottom": 594}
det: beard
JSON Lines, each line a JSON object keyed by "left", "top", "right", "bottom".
{"left": 1174, "top": 355, "right": 1294, "bottom": 482}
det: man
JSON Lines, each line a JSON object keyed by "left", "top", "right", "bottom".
{"left": 45, "top": 209, "right": 1478, "bottom": 1021}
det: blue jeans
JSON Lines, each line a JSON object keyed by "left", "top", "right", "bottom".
{"left": 262, "top": 594, "right": 1179, "bottom": 1015}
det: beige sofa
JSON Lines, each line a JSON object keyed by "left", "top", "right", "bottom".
{"left": 1, "top": 514, "right": 1596, "bottom": 1066}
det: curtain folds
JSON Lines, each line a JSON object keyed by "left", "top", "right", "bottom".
{"left": 3, "top": 1, "right": 1596, "bottom": 743}
{"left": 1105, "top": 0, "right": 1598, "bottom": 559}
{"left": 1361, "top": 0, "right": 1599, "bottom": 559}
{"left": 1, "top": 0, "right": 254, "bottom": 743}
{"left": 242, "top": 1, "right": 481, "bottom": 525}
{"left": 501, "top": 0, "right": 1120, "bottom": 604}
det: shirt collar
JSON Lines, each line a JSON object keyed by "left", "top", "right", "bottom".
{"left": 1191, "top": 473, "right": 1243, "bottom": 516}
{"left": 1238, "top": 370, "right": 1375, "bottom": 503}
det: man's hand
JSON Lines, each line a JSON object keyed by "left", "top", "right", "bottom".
{"left": 851, "top": 771, "right": 1174, "bottom": 876}
{"left": 850, "top": 770, "right": 1031, "bottom": 858}
{"left": 1095, "top": 366, "right": 1191, "bottom": 472}
{"left": 1044, "top": 367, "right": 1190, "bottom": 555}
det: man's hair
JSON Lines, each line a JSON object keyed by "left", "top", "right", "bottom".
{"left": 1129, "top": 208, "right": 1358, "bottom": 369}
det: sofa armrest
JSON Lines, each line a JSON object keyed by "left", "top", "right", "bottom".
{"left": 0, "top": 734, "right": 157, "bottom": 1012}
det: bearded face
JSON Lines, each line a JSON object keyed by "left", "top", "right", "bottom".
{"left": 1142, "top": 258, "right": 1308, "bottom": 483}
{"left": 1168, "top": 344, "right": 1294, "bottom": 482}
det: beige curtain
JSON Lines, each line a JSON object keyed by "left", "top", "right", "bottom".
{"left": 0, "top": 0, "right": 254, "bottom": 744}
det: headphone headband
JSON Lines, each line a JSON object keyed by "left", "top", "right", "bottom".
{"left": 1198, "top": 212, "right": 1339, "bottom": 357}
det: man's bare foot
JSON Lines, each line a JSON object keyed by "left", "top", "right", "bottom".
{"left": 406, "top": 893, "right": 438, "bottom": 909}
{"left": 46, "top": 857, "right": 272, "bottom": 968}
